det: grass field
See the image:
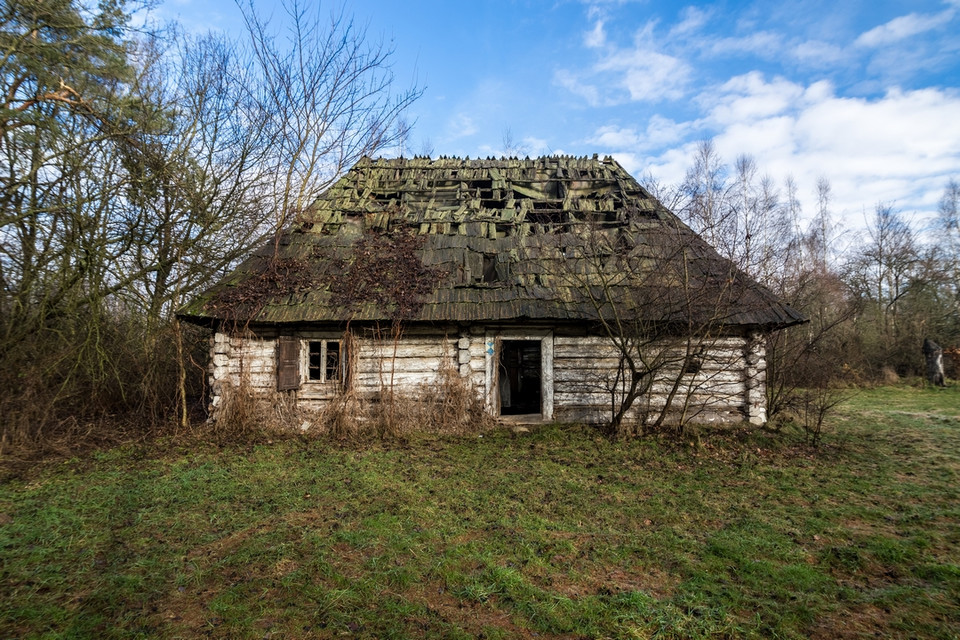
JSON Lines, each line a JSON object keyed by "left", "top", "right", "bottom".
{"left": 1, "top": 385, "right": 959, "bottom": 639}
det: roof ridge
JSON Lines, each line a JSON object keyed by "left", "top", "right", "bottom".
{"left": 357, "top": 154, "right": 621, "bottom": 164}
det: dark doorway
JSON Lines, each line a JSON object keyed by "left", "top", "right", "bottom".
{"left": 499, "top": 340, "right": 542, "bottom": 415}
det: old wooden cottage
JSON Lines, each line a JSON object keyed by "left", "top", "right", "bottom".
{"left": 179, "top": 156, "right": 804, "bottom": 427}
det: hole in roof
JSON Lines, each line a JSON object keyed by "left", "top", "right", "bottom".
{"left": 528, "top": 209, "right": 566, "bottom": 222}
{"left": 532, "top": 201, "right": 561, "bottom": 211}
{"left": 482, "top": 254, "right": 499, "bottom": 283}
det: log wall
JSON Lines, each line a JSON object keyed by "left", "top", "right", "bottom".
{"left": 551, "top": 334, "right": 755, "bottom": 425}
{"left": 208, "top": 325, "right": 766, "bottom": 426}
{"left": 208, "top": 328, "right": 279, "bottom": 410}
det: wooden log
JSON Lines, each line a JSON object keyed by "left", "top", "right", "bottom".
{"left": 229, "top": 362, "right": 274, "bottom": 375}
{"left": 356, "top": 344, "right": 455, "bottom": 359}
{"left": 553, "top": 359, "right": 625, "bottom": 374}
{"left": 297, "top": 387, "right": 342, "bottom": 401}
{"left": 352, "top": 371, "right": 445, "bottom": 388}
{"left": 355, "top": 356, "right": 451, "bottom": 375}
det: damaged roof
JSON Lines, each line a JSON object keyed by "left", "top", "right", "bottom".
{"left": 178, "top": 155, "right": 805, "bottom": 330}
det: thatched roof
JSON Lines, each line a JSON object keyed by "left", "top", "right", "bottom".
{"left": 179, "top": 156, "right": 805, "bottom": 330}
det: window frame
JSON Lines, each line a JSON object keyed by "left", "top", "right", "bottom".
{"left": 682, "top": 347, "right": 705, "bottom": 377}
{"left": 301, "top": 338, "right": 345, "bottom": 384}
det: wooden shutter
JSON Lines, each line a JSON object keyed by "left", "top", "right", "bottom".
{"left": 277, "top": 336, "right": 300, "bottom": 391}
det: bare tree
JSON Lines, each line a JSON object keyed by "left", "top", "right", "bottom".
{"left": 119, "top": 31, "right": 276, "bottom": 321}
{"left": 536, "top": 207, "right": 760, "bottom": 437}
{"left": 765, "top": 269, "right": 858, "bottom": 421}
{"left": 239, "top": 0, "right": 421, "bottom": 242}
{"left": 663, "top": 147, "right": 859, "bottom": 435}
{"left": 501, "top": 128, "right": 527, "bottom": 157}
{"left": 803, "top": 177, "right": 837, "bottom": 275}
{"left": 847, "top": 204, "right": 918, "bottom": 365}
{"left": 638, "top": 171, "right": 685, "bottom": 213}
{"left": 0, "top": 0, "right": 422, "bottom": 450}
{"left": 732, "top": 154, "right": 758, "bottom": 270}
{"left": 937, "top": 179, "right": 960, "bottom": 323}
{"left": 679, "top": 139, "right": 733, "bottom": 256}
{"left": 677, "top": 143, "right": 788, "bottom": 282}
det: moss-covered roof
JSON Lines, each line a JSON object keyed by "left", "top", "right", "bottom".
{"left": 178, "top": 156, "right": 805, "bottom": 329}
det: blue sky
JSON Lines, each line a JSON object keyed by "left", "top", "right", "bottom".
{"left": 155, "top": 0, "right": 960, "bottom": 234}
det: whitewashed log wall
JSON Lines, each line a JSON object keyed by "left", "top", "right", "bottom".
{"left": 208, "top": 329, "right": 279, "bottom": 410}
{"left": 208, "top": 325, "right": 767, "bottom": 425}
{"left": 552, "top": 334, "right": 762, "bottom": 425}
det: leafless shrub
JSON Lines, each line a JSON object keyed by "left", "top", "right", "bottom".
{"left": 0, "top": 314, "right": 208, "bottom": 460}
{"left": 796, "top": 385, "right": 852, "bottom": 447}
{"left": 880, "top": 366, "right": 900, "bottom": 385}
{"left": 317, "top": 388, "right": 366, "bottom": 440}
{"left": 414, "top": 363, "right": 495, "bottom": 434}
{"left": 318, "top": 360, "right": 493, "bottom": 440}
{"left": 769, "top": 382, "right": 853, "bottom": 447}
{"left": 370, "top": 388, "right": 406, "bottom": 440}
{"left": 210, "top": 375, "right": 300, "bottom": 445}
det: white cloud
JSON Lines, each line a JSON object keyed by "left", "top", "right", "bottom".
{"left": 584, "top": 19, "right": 606, "bottom": 48}
{"left": 741, "top": 86, "right": 958, "bottom": 220}
{"left": 560, "top": 2, "right": 959, "bottom": 225}
{"left": 588, "top": 115, "right": 693, "bottom": 152}
{"left": 446, "top": 113, "right": 477, "bottom": 139}
{"left": 588, "top": 125, "right": 641, "bottom": 149}
{"left": 855, "top": 9, "right": 955, "bottom": 48}
{"left": 479, "top": 135, "right": 552, "bottom": 158}
{"left": 707, "top": 31, "right": 784, "bottom": 57}
{"left": 554, "top": 69, "right": 602, "bottom": 106}
{"left": 704, "top": 72, "right": 806, "bottom": 124}
{"left": 523, "top": 136, "right": 552, "bottom": 155}
{"left": 669, "top": 6, "right": 710, "bottom": 38}
{"left": 793, "top": 88, "right": 960, "bottom": 171}
{"left": 640, "top": 75, "right": 960, "bottom": 226}
{"left": 631, "top": 19, "right": 659, "bottom": 47}
{"left": 609, "top": 151, "right": 646, "bottom": 177}
{"left": 595, "top": 48, "right": 691, "bottom": 102}
{"left": 557, "top": 17, "right": 692, "bottom": 105}
{"left": 476, "top": 143, "right": 498, "bottom": 157}
{"left": 644, "top": 115, "right": 696, "bottom": 148}
{"left": 792, "top": 40, "right": 848, "bottom": 66}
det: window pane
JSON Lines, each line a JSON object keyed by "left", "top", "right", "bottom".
{"left": 308, "top": 341, "right": 324, "bottom": 380}
{"left": 326, "top": 341, "right": 341, "bottom": 381}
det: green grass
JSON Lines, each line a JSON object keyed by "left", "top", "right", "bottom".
{"left": 2, "top": 385, "right": 959, "bottom": 639}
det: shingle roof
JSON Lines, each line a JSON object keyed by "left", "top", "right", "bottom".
{"left": 178, "top": 156, "right": 805, "bottom": 329}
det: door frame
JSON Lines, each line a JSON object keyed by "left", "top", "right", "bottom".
{"left": 484, "top": 328, "right": 554, "bottom": 420}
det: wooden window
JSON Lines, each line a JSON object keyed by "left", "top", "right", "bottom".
{"left": 325, "top": 341, "right": 341, "bottom": 381}
{"left": 306, "top": 339, "right": 343, "bottom": 383}
{"left": 682, "top": 350, "right": 703, "bottom": 376}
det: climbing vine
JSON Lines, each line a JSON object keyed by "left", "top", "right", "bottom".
{"left": 330, "top": 227, "right": 445, "bottom": 320}
{"left": 204, "top": 252, "right": 322, "bottom": 325}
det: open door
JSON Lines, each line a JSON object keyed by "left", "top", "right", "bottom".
{"left": 499, "top": 340, "right": 542, "bottom": 415}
